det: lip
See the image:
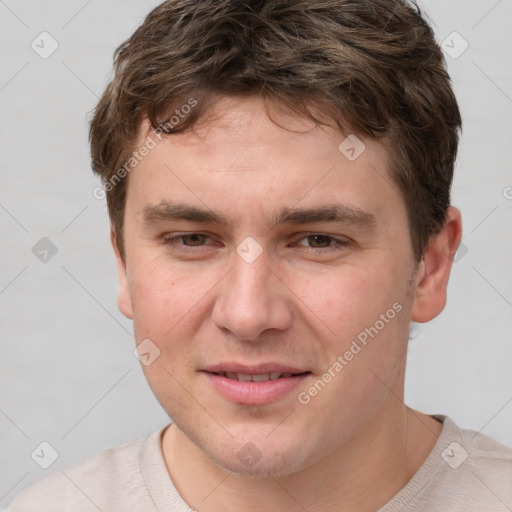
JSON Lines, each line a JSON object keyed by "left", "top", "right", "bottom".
{"left": 202, "top": 362, "right": 309, "bottom": 374}
{"left": 200, "top": 363, "right": 312, "bottom": 405}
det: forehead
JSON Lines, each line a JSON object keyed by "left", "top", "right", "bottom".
{"left": 142, "top": 96, "right": 340, "bottom": 160}
{"left": 128, "top": 96, "right": 401, "bottom": 224}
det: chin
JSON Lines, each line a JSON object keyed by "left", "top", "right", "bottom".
{"left": 163, "top": 398, "right": 323, "bottom": 478}
{"left": 198, "top": 425, "right": 315, "bottom": 478}
{"left": 209, "top": 444, "right": 311, "bottom": 479}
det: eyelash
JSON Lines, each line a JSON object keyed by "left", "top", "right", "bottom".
{"left": 294, "top": 234, "right": 350, "bottom": 253}
{"left": 162, "top": 233, "right": 350, "bottom": 254}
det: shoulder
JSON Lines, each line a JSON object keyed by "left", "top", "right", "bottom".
{"left": 426, "top": 415, "right": 512, "bottom": 509}
{"left": 5, "top": 428, "right": 165, "bottom": 512}
{"left": 444, "top": 415, "right": 512, "bottom": 476}
{"left": 382, "top": 415, "right": 512, "bottom": 511}
{"left": 454, "top": 418, "right": 512, "bottom": 488}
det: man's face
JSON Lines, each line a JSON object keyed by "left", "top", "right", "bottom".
{"left": 117, "top": 96, "right": 420, "bottom": 476}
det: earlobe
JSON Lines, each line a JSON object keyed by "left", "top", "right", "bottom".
{"left": 110, "top": 228, "right": 133, "bottom": 319}
{"left": 411, "top": 207, "right": 462, "bottom": 323}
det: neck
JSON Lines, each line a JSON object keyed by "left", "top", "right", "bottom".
{"left": 161, "top": 401, "right": 442, "bottom": 512}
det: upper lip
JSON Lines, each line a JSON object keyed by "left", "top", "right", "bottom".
{"left": 202, "top": 363, "right": 310, "bottom": 375}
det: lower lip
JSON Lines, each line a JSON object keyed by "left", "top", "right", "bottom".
{"left": 202, "top": 372, "right": 311, "bottom": 405}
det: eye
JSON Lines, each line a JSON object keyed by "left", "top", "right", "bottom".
{"left": 303, "top": 234, "right": 335, "bottom": 248}
{"left": 295, "top": 234, "right": 349, "bottom": 253}
{"left": 179, "top": 233, "right": 209, "bottom": 246}
{"left": 163, "top": 233, "right": 212, "bottom": 248}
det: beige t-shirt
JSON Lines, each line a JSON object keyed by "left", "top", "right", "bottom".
{"left": 5, "top": 415, "right": 512, "bottom": 511}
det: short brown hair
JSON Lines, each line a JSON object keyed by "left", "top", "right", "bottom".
{"left": 89, "top": 0, "right": 461, "bottom": 263}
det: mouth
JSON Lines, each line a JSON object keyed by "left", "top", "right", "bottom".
{"left": 208, "top": 371, "right": 310, "bottom": 381}
{"left": 201, "top": 364, "right": 313, "bottom": 405}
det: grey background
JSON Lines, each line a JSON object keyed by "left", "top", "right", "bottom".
{"left": 1, "top": 0, "right": 511, "bottom": 506}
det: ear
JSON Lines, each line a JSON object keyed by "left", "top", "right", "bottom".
{"left": 110, "top": 228, "right": 133, "bottom": 319}
{"left": 411, "top": 206, "right": 463, "bottom": 323}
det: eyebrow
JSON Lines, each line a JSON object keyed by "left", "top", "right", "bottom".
{"left": 140, "top": 200, "right": 377, "bottom": 230}
{"left": 141, "top": 201, "right": 229, "bottom": 226}
{"left": 275, "top": 204, "right": 377, "bottom": 228}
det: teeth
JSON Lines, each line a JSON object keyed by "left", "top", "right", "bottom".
{"left": 214, "top": 371, "right": 303, "bottom": 381}
{"left": 251, "top": 373, "right": 270, "bottom": 382}
{"left": 216, "top": 372, "right": 296, "bottom": 381}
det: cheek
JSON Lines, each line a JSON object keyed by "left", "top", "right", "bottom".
{"left": 128, "top": 258, "right": 216, "bottom": 350}
{"left": 129, "top": 262, "right": 206, "bottom": 392}
{"left": 289, "top": 263, "right": 401, "bottom": 338}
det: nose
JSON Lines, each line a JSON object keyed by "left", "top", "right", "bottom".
{"left": 211, "top": 245, "right": 293, "bottom": 341}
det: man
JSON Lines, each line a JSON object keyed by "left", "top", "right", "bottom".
{"left": 7, "top": 0, "right": 512, "bottom": 510}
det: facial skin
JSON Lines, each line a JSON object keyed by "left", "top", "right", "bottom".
{"left": 113, "top": 96, "right": 462, "bottom": 512}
